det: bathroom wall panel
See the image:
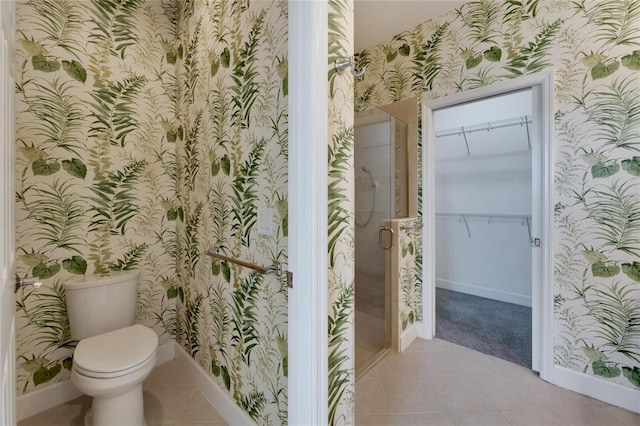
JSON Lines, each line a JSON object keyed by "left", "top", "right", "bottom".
{"left": 14, "top": 0, "right": 289, "bottom": 422}
{"left": 14, "top": 0, "right": 178, "bottom": 396}
{"left": 174, "top": 1, "right": 289, "bottom": 424}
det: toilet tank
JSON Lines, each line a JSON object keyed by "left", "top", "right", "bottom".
{"left": 64, "top": 270, "right": 140, "bottom": 341}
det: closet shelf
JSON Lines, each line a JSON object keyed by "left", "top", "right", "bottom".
{"left": 436, "top": 212, "right": 531, "bottom": 219}
{"left": 435, "top": 115, "right": 532, "bottom": 154}
{"left": 436, "top": 212, "right": 532, "bottom": 240}
{"left": 435, "top": 115, "right": 532, "bottom": 138}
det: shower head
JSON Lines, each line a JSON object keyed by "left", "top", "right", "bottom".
{"left": 360, "top": 166, "right": 376, "bottom": 188}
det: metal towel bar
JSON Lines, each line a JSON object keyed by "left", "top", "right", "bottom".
{"left": 206, "top": 246, "right": 282, "bottom": 275}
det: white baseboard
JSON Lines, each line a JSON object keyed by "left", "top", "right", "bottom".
{"left": 173, "top": 343, "right": 255, "bottom": 425}
{"left": 15, "top": 372, "right": 82, "bottom": 421}
{"left": 436, "top": 278, "right": 532, "bottom": 307}
{"left": 156, "top": 338, "right": 176, "bottom": 365}
{"left": 399, "top": 321, "right": 419, "bottom": 352}
{"left": 16, "top": 340, "right": 176, "bottom": 421}
{"left": 552, "top": 365, "right": 639, "bottom": 414}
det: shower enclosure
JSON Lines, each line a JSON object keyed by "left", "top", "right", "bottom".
{"left": 354, "top": 105, "right": 408, "bottom": 377}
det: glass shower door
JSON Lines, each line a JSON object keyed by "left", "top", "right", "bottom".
{"left": 354, "top": 106, "right": 406, "bottom": 378}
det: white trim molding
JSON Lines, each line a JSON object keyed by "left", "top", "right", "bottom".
{"left": 399, "top": 322, "right": 419, "bottom": 352}
{"left": 16, "top": 376, "right": 83, "bottom": 422}
{"left": 0, "top": 1, "right": 16, "bottom": 424}
{"left": 288, "top": 1, "right": 329, "bottom": 425}
{"left": 553, "top": 365, "right": 640, "bottom": 414}
{"left": 173, "top": 344, "right": 255, "bottom": 425}
{"left": 435, "top": 279, "right": 532, "bottom": 307}
{"left": 420, "top": 70, "right": 555, "bottom": 381}
{"left": 155, "top": 338, "right": 176, "bottom": 365}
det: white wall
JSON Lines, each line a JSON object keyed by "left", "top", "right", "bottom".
{"left": 434, "top": 91, "right": 533, "bottom": 306}
{"left": 434, "top": 90, "right": 532, "bottom": 131}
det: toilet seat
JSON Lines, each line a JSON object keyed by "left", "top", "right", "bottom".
{"left": 73, "top": 324, "right": 158, "bottom": 379}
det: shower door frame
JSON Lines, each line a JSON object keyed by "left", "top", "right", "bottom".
{"left": 354, "top": 108, "right": 396, "bottom": 379}
{"left": 420, "top": 70, "right": 555, "bottom": 382}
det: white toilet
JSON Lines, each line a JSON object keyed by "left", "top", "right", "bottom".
{"left": 64, "top": 270, "right": 158, "bottom": 426}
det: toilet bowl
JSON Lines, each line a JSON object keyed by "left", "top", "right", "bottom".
{"left": 64, "top": 271, "right": 159, "bottom": 426}
{"left": 71, "top": 325, "right": 158, "bottom": 426}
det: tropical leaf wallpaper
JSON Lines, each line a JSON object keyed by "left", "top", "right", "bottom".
{"left": 174, "top": 1, "right": 288, "bottom": 423}
{"left": 14, "top": 0, "right": 636, "bottom": 423}
{"left": 385, "top": 218, "right": 423, "bottom": 352}
{"left": 396, "top": 218, "right": 423, "bottom": 334}
{"left": 328, "top": 0, "right": 356, "bottom": 424}
{"left": 355, "top": 0, "right": 640, "bottom": 391}
{"left": 15, "top": 0, "right": 178, "bottom": 394}
{"left": 14, "top": 0, "right": 289, "bottom": 422}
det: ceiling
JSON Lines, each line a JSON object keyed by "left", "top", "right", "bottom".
{"left": 354, "top": 1, "right": 469, "bottom": 52}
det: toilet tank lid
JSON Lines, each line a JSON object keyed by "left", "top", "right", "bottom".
{"left": 64, "top": 270, "right": 140, "bottom": 290}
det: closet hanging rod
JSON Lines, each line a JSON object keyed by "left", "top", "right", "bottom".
{"left": 206, "top": 246, "right": 282, "bottom": 275}
{"left": 435, "top": 115, "right": 532, "bottom": 139}
{"left": 436, "top": 212, "right": 531, "bottom": 219}
{"left": 435, "top": 213, "right": 532, "bottom": 240}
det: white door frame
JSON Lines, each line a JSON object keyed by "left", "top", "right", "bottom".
{"left": 420, "top": 71, "right": 555, "bottom": 381}
{"left": 1, "top": 0, "right": 16, "bottom": 423}
{"left": 287, "top": 1, "right": 329, "bottom": 425}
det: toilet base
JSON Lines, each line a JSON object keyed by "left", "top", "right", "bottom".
{"left": 84, "top": 383, "right": 146, "bottom": 426}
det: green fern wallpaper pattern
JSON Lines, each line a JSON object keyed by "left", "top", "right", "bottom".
{"left": 354, "top": 0, "right": 640, "bottom": 391}
{"left": 14, "top": 1, "right": 289, "bottom": 422}
{"left": 15, "top": 0, "right": 178, "bottom": 395}
{"left": 328, "top": 0, "right": 356, "bottom": 424}
{"left": 396, "top": 218, "right": 423, "bottom": 333}
{"left": 173, "top": 1, "right": 288, "bottom": 423}
{"left": 16, "top": 0, "right": 637, "bottom": 423}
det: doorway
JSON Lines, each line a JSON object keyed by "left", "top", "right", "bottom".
{"left": 433, "top": 89, "right": 534, "bottom": 368}
{"left": 421, "top": 72, "right": 555, "bottom": 378}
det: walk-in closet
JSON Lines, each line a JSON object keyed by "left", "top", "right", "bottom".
{"left": 433, "top": 90, "right": 534, "bottom": 368}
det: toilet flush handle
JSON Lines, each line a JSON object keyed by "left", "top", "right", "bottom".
{"left": 15, "top": 274, "right": 43, "bottom": 293}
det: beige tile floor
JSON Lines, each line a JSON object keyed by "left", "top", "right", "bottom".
{"left": 17, "top": 340, "right": 640, "bottom": 426}
{"left": 18, "top": 361, "right": 227, "bottom": 426}
{"left": 356, "top": 337, "right": 640, "bottom": 426}
{"left": 355, "top": 309, "right": 387, "bottom": 375}
{"left": 355, "top": 270, "right": 385, "bottom": 320}
{"left": 355, "top": 269, "right": 389, "bottom": 378}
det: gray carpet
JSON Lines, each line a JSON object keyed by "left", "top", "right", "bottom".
{"left": 436, "top": 288, "right": 532, "bottom": 368}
